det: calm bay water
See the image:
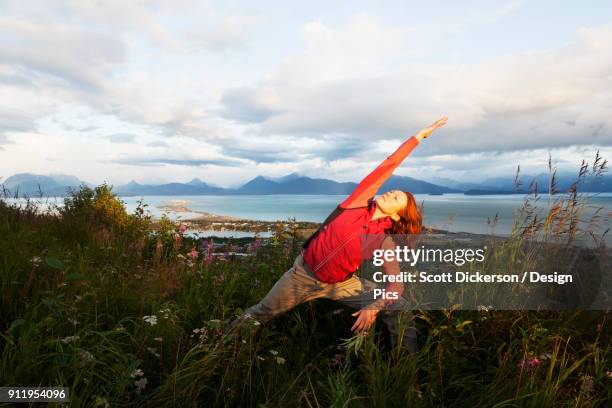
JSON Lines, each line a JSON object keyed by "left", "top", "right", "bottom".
{"left": 121, "top": 193, "right": 612, "bottom": 239}
{"left": 6, "top": 193, "right": 612, "bottom": 240}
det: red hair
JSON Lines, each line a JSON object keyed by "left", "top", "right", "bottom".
{"left": 388, "top": 191, "right": 422, "bottom": 247}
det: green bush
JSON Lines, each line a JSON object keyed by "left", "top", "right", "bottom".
{"left": 59, "top": 183, "right": 151, "bottom": 245}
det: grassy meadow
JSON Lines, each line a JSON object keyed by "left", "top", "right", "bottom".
{"left": 1, "top": 154, "right": 611, "bottom": 407}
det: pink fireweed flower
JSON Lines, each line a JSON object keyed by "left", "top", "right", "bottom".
{"left": 200, "top": 238, "right": 214, "bottom": 265}
{"left": 179, "top": 223, "right": 187, "bottom": 235}
{"left": 247, "top": 237, "right": 263, "bottom": 254}
{"left": 189, "top": 246, "right": 198, "bottom": 262}
{"left": 173, "top": 234, "right": 183, "bottom": 252}
{"left": 200, "top": 238, "right": 213, "bottom": 251}
{"left": 252, "top": 237, "right": 262, "bottom": 251}
{"left": 518, "top": 356, "right": 541, "bottom": 370}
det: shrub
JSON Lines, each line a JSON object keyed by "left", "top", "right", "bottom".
{"left": 59, "top": 183, "right": 151, "bottom": 244}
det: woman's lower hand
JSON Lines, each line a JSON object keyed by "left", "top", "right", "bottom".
{"left": 351, "top": 307, "right": 380, "bottom": 333}
{"left": 416, "top": 116, "right": 448, "bottom": 141}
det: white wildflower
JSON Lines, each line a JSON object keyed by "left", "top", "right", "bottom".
{"left": 130, "top": 369, "right": 144, "bottom": 378}
{"left": 142, "top": 315, "right": 157, "bottom": 326}
{"left": 191, "top": 327, "right": 208, "bottom": 341}
{"left": 274, "top": 356, "right": 286, "bottom": 365}
{"left": 78, "top": 349, "right": 94, "bottom": 362}
{"left": 257, "top": 355, "right": 265, "bottom": 361}
{"left": 61, "top": 335, "right": 80, "bottom": 344}
{"left": 269, "top": 350, "right": 278, "bottom": 356}
{"left": 134, "top": 377, "right": 147, "bottom": 394}
{"left": 30, "top": 256, "right": 42, "bottom": 267}
{"left": 159, "top": 308, "right": 171, "bottom": 319}
{"left": 539, "top": 353, "right": 552, "bottom": 360}
{"left": 154, "top": 337, "right": 163, "bottom": 342}
{"left": 147, "top": 347, "right": 160, "bottom": 358}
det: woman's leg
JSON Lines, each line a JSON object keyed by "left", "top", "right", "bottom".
{"left": 240, "top": 253, "right": 326, "bottom": 325}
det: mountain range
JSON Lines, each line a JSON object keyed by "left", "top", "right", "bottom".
{"left": 1, "top": 171, "right": 611, "bottom": 197}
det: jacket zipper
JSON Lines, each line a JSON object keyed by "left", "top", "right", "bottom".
{"left": 312, "top": 224, "right": 367, "bottom": 272}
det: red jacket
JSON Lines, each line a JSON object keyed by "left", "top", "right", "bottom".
{"left": 302, "top": 136, "right": 420, "bottom": 284}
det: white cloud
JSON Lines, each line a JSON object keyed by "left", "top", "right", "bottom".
{"left": 107, "top": 133, "right": 137, "bottom": 144}
{"left": 283, "top": 14, "right": 415, "bottom": 83}
{"left": 185, "top": 14, "right": 261, "bottom": 52}
{"left": 0, "top": 134, "right": 10, "bottom": 149}
{"left": 0, "top": 16, "right": 126, "bottom": 91}
{"left": 222, "top": 20, "right": 612, "bottom": 154}
{"left": 429, "top": 0, "right": 526, "bottom": 32}
{"left": 0, "top": 80, "right": 58, "bottom": 135}
{"left": 0, "top": 1, "right": 257, "bottom": 141}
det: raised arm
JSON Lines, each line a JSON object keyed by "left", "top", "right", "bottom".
{"left": 340, "top": 136, "right": 418, "bottom": 209}
{"left": 340, "top": 116, "right": 448, "bottom": 209}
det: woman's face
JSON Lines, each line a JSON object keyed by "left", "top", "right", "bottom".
{"left": 375, "top": 190, "right": 408, "bottom": 218}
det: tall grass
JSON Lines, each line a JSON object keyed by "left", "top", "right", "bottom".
{"left": 0, "top": 152, "right": 610, "bottom": 407}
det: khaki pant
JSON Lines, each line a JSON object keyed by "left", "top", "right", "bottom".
{"left": 244, "top": 253, "right": 418, "bottom": 352}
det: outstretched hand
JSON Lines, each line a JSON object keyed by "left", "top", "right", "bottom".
{"left": 416, "top": 116, "right": 448, "bottom": 141}
{"left": 351, "top": 307, "right": 380, "bottom": 333}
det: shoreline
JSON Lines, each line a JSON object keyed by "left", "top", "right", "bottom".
{"left": 155, "top": 201, "right": 509, "bottom": 244}
{"left": 154, "top": 200, "right": 321, "bottom": 237}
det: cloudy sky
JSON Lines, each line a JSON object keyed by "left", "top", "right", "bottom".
{"left": 1, "top": 0, "right": 611, "bottom": 188}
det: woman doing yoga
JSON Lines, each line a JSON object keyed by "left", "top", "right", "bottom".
{"left": 234, "top": 116, "right": 448, "bottom": 353}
